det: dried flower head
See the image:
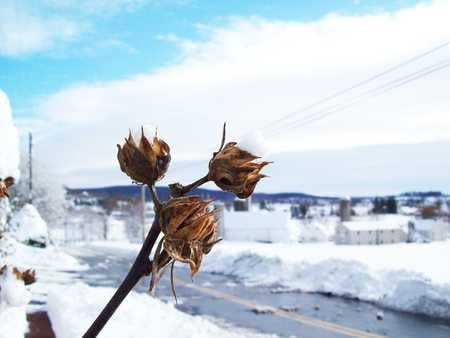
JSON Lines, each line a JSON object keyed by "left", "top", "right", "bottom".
{"left": 117, "top": 128, "right": 170, "bottom": 185}
{"left": 1, "top": 265, "right": 36, "bottom": 285}
{"left": 208, "top": 142, "right": 271, "bottom": 199}
{"left": 12, "top": 267, "right": 36, "bottom": 285}
{"left": 0, "top": 177, "right": 15, "bottom": 198}
{"left": 159, "top": 196, "right": 218, "bottom": 277}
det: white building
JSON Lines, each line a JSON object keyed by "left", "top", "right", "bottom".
{"left": 223, "top": 210, "right": 294, "bottom": 242}
{"left": 298, "top": 221, "right": 329, "bottom": 242}
{"left": 335, "top": 216, "right": 409, "bottom": 245}
{"left": 410, "top": 219, "right": 448, "bottom": 242}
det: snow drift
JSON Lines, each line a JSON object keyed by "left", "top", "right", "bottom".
{"left": 0, "top": 90, "right": 19, "bottom": 232}
{"left": 9, "top": 204, "right": 48, "bottom": 246}
{"left": 0, "top": 90, "right": 20, "bottom": 180}
{"left": 202, "top": 241, "right": 450, "bottom": 319}
{"left": 0, "top": 266, "right": 32, "bottom": 338}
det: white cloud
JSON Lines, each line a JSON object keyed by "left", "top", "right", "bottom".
{"left": 43, "top": 0, "right": 190, "bottom": 15}
{"left": 26, "top": 0, "right": 450, "bottom": 190}
{"left": 0, "top": 1, "right": 83, "bottom": 57}
{"left": 43, "top": 0, "right": 148, "bottom": 14}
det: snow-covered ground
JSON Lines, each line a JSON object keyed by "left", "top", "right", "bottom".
{"left": 201, "top": 240, "right": 450, "bottom": 319}
{"left": 0, "top": 266, "right": 31, "bottom": 338}
{"left": 47, "top": 282, "right": 276, "bottom": 338}
{"left": 0, "top": 239, "right": 86, "bottom": 337}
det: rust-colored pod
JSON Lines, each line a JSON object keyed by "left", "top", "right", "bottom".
{"left": 208, "top": 142, "right": 271, "bottom": 199}
{"left": 117, "top": 128, "right": 170, "bottom": 185}
{"left": 159, "top": 196, "right": 218, "bottom": 277}
{"left": 0, "top": 177, "right": 15, "bottom": 198}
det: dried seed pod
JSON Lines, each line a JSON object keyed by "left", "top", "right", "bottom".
{"left": 117, "top": 128, "right": 170, "bottom": 185}
{"left": 1, "top": 265, "right": 36, "bottom": 285}
{"left": 159, "top": 196, "right": 219, "bottom": 277}
{"left": 208, "top": 142, "right": 271, "bottom": 199}
{"left": 0, "top": 177, "right": 15, "bottom": 198}
{"left": 12, "top": 267, "right": 36, "bottom": 285}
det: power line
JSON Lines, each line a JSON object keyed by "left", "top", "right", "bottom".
{"left": 260, "top": 39, "right": 450, "bottom": 135}
{"left": 266, "top": 57, "right": 450, "bottom": 137}
{"left": 172, "top": 39, "right": 450, "bottom": 175}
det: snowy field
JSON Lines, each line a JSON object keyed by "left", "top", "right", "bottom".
{"left": 202, "top": 240, "right": 450, "bottom": 319}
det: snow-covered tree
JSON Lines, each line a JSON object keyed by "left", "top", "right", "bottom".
{"left": 7, "top": 204, "right": 48, "bottom": 248}
{"left": 11, "top": 157, "right": 66, "bottom": 231}
{"left": 0, "top": 90, "right": 20, "bottom": 256}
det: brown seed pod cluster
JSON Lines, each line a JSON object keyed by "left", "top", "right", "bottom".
{"left": 0, "top": 177, "right": 15, "bottom": 198}
{"left": 114, "top": 124, "right": 271, "bottom": 304}
{"left": 0, "top": 265, "right": 36, "bottom": 285}
{"left": 117, "top": 128, "right": 170, "bottom": 185}
{"left": 208, "top": 142, "right": 271, "bottom": 199}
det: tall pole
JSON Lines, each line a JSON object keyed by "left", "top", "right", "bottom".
{"left": 140, "top": 185, "right": 146, "bottom": 241}
{"left": 28, "top": 132, "right": 33, "bottom": 204}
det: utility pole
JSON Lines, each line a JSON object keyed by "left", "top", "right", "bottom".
{"left": 28, "top": 132, "right": 33, "bottom": 204}
{"left": 140, "top": 185, "right": 146, "bottom": 241}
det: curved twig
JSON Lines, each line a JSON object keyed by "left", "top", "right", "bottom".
{"left": 218, "top": 122, "right": 227, "bottom": 152}
{"left": 170, "top": 260, "right": 178, "bottom": 304}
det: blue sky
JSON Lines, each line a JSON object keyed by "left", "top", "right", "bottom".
{"left": 2, "top": 0, "right": 420, "bottom": 119}
{"left": 1, "top": 0, "right": 450, "bottom": 194}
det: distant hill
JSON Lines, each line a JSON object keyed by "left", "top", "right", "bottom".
{"left": 66, "top": 185, "right": 448, "bottom": 204}
{"left": 66, "top": 185, "right": 337, "bottom": 203}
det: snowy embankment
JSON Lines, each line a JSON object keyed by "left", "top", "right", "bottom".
{"left": 0, "top": 90, "right": 20, "bottom": 180}
{"left": 0, "top": 266, "right": 31, "bottom": 338}
{"left": 202, "top": 241, "right": 450, "bottom": 319}
{"left": 47, "top": 282, "right": 276, "bottom": 338}
{"left": 0, "top": 239, "right": 86, "bottom": 338}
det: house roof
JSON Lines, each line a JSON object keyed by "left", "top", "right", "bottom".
{"left": 341, "top": 215, "right": 411, "bottom": 231}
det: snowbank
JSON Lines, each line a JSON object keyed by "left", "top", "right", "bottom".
{"left": 47, "top": 283, "right": 274, "bottom": 338}
{"left": 9, "top": 204, "right": 48, "bottom": 245}
{"left": 0, "top": 266, "right": 32, "bottom": 307}
{"left": 0, "top": 305, "right": 28, "bottom": 338}
{"left": 0, "top": 90, "right": 20, "bottom": 180}
{"left": 0, "top": 266, "right": 32, "bottom": 338}
{"left": 0, "top": 236, "right": 85, "bottom": 338}
{"left": 202, "top": 241, "right": 450, "bottom": 319}
{"left": 3, "top": 238, "right": 87, "bottom": 313}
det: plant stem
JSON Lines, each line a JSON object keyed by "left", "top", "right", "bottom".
{"left": 169, "top": 175, "right": 210, "bottom": 197}
{"left": 149, "top": 184, "right": 162, "bottom": 211}
{"left": 83, "top": 173, "right": 210, "bottom": 337}
{"left": 82, "top": 220, "right": 161, "bottom": 338}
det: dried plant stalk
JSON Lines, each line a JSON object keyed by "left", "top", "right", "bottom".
{"left": 83, "top": 124, "right": 272, "bottom": 338}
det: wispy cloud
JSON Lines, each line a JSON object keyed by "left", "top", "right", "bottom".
{"left": 0, "top": 1, "right": 88, "bottom": 57}
{"left": 0, "top": 0, "right": 181, "bottom": 57}
{"left": 42, "top": 0, "right": 149, "bottom": 15}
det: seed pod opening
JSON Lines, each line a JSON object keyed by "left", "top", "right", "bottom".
{"left": 208, "top": 142, "right": 271, "bottom": 199}
{"left": 158, "top": 196, "right": 219, "bottom": 278}
{"left": 0, "top": 177, "right": 15, "bottom": 198}
{"left": 117, "top": 128, "right": 170, "bottom": 185}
